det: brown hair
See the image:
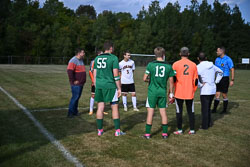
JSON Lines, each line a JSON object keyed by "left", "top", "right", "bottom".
{"left": 154, "top": 47, "right": 165, "bottom": 58}
{"left": 103, "top": 41, "right": 113, "bottom": 51}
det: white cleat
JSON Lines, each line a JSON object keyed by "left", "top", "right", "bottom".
{"left": 133, "top": 108, "right": 139, "bottom": 111}
{"left": 124, "top": 107, "right": 128, "bottom": 112}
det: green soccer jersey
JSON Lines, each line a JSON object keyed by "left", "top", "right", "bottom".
{"left": 94, "top": 53, "right": 119, "bottom": 89}
{"left": 145, "top": 60, "right": 175, "bottom": 97}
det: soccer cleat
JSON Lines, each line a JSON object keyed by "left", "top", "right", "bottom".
{"left": 103, "top": 112, "right": 108, "bottom": 115}
{"left": 188, "top": 130, "right": 195, "bottom": 135}
{"left": 211, "top": 109, "right": 216, "bottom": 113}
{"left": 133, "top": 108, "right": 139, "bottom": 112}
{"left": 174, "top": 130, "right": 183, "bottom": 135}
{"left": 220, "top": 110, "right": 227, "bottom": 114}
{"left": 89, "top": 111, "right": 93, "bottom": 115}
{"left": 124, "top": 107, "right": 128, "bottom": 112}
{"left": 115, "top": 129, "right": 126, "bottom": 136}
{"left": 97, "top": 129, "right": 104, "bottom": 136}
{"left": 143, "top": 134, "right": 151, "bottom": 139}
{"left": 162, "top": 133, "right": 168, "bottom": 139}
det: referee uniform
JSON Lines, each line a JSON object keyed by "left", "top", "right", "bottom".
{"left": 212, "top": 55, "right": 234, "bottom": 113}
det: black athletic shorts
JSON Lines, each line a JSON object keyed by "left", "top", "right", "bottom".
{"left": 216, "top": 76, "right": 229, "bottom": 93}
{"left": 121, "top": 83, "right": 135, "bottom": 93}
{"left": 91, "top": 85, "right": 95, "bottom": 94}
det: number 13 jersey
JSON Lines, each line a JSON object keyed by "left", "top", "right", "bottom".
{"left": 119, "top": 59, "right": 135, "bottom": 84}
{"left": 172, "top": 58, "right": 198, "bottom": 99}
{"left": 94, "top": 53, "right": 119, "bottom": 89}
{"left": 145, "top": 61, "right": 175, "bottom": 97}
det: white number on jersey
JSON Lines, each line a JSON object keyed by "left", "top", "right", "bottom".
{"left": 155, "top": 66, "right": 165, "bottom": 77}
{"left": 97, "top": 58, "right": 107, "bottom": 68}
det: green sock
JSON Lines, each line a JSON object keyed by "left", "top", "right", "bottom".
{"left": 113, "top": 119, "right": 120, "bottom": 130}
{"left": 96, "top": 119, "right": 103, "bottom": 129}
{"left": 162, "top": 124, "right": 168, "bottom": 133}
{"left": 145, "top": 124, "right": 152, "bottom": 134}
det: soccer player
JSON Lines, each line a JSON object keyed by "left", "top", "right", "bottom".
{"left": 143, "top": 47, "right": 175, "bottom": 139}
{"left": 172, "top": 47, "right": 198, "bottom": 135}
{"left": 89, "top": 50, "right": 108, "bottom": 115}
{"left": 212, "top": 47, "right": 234, "bottom": 114}
{"left": 197, "top": 52, "right": 223, "bottom": 129}
{"left": 67, "top": 48, "right": 86, "bottom": 118}
{"left": 119, "top": 51, "right": 139, "bottom": 112}
{"left": 93, "top": 41, "right": 125, "bottom": 136}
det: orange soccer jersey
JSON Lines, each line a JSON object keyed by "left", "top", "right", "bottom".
{"left": 172, "top": 58, "right": 198, "bottom": 99}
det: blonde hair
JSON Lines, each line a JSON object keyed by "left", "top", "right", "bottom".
{"left": 154, "top": 47, "right": 165, "bottom": 58}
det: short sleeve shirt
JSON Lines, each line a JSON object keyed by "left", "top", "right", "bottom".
{"left": 145, "top": 61, "right": 175, "bottom": 97}
{"left": 172, "top": 58, "right": 198, "bottom": 99}
{"left": 94, "top": 53, "right": 119, "bottom": 89}
{"left": 215, "top": 55, "right": 234, "bottom": 76}
{"left": 119, "top": 59, "right": 135, "bottom": 84}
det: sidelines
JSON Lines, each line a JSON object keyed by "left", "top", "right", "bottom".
{"left": 0, "top": 86, "right": 84, "bottom": 167}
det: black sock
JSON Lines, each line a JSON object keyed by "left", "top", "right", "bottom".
{"left": 223, "top": 99, "right": 228, "bottom": 112}
{"left": 213, "top": 99, "right": 220, "bottom": 111}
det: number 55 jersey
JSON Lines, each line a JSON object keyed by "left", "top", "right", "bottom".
{"left": 94, "top": 53, "right": 119, "bottom": 89}
{"left": 172, "top": 59, "right": 198, "bottom": 100}
{"left": 145, "top": 61, "right": 175, "bottom": 97}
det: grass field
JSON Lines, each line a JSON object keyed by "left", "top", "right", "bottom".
{"left": 0, "top": 64, "right": 250, "bottom": 167}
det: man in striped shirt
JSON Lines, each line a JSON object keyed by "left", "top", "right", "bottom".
{"left": 67, "top": 48, "right": 86, "bottom": 118}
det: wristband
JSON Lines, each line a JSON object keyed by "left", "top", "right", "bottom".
{"left": 169, "top": 93, "right": 174, "bottom": 98}
{"left": 114, "top": 76, "right": 120, "bottom": 81}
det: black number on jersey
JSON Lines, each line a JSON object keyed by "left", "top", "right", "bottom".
{"left": 183, "top": 64, "right": 189, "bottom": 75}
{"left": 127, "top": 70, "right": 129, "bottom": 74}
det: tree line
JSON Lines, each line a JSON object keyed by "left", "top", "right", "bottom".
{"left": 0, "top": 0, "right": 250, "bottom": 64}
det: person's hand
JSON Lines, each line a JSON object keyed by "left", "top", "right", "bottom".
{"left": 117, "top": 89, "right": 121, "bottom": 98}
{"left": 168, "top": 93, "right": 175, "bottom": 104}
{"left": 230, "top": 80, "right": 234, "bottom": 86}
{"left": 74, "top": 80, "right": 79, "bottom": 85}
{"left": 91, "top": 82, "right": 94, "bottom": 86}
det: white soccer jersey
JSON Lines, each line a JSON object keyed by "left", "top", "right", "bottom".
{"left": 119, "top": 59, "right": 135, "bottom": 84}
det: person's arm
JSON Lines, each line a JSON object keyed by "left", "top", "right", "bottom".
{"left": 113, "top": 68, "right": 121, "bottom": 98}
{"left": 193, "top": 66, "right": 198, "bottom": 92}
{"left": 230, "top": 68, "right": 234, "bottom": 86}
{"left": 143, "top": 73, "right": 149, "bottom": 82}
{"left": 67, "top": 62, "right": 77, "bottom": 85}
{"left": 93, "top": 69, "right": 97, "bottom": 86}
{"left": 214, "top": 65, "right": 223, "bottom": 84}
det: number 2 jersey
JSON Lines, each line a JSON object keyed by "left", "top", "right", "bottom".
{"left": 145, "top": 61, "right": 175, "bottom": 97}
{"left": 94, "top": 53, "right": 119, "bottom": 89}
{"left": 172, "top": 58, "right": 198, "bottom": 99}
{"left": 119, "top": 59, "right": 135, "bottom": 84}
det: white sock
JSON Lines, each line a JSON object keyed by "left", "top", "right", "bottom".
{"left": 132, "top": 96, "right": 137, "bottom": 108}
{"left": 90, "top": 97, "right": 94, "bottom": 111}
{"left": 122, "top": 96, "right": 127, "bottom": 107}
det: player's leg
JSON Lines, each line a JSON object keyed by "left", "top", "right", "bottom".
{"left": 212, "top": 79, "right": 223, "bottom": 113}
{"left": 121, "top": 84, "right": 128, "bottom": 111}
{"left": 95, "top": 88, "right": 105, "bottom": 136}
{"left": 185, "top": 99, "right": 195, "bottom": 134}
{"left": 158, "top": 97, "right": 168, "bottom": 139}
{"left": 89, "top": 85, "right": 95, "bottom": 115}
{"left": 144, "top": 96, "right": 156, "bottom": 139}
{"left": 200, "top": 95, "right": 209, "bottom": 129}
{"left": 221, "top": 77, "right": 229, "bottom": 114}
{"left": 130, "top": 84, "right": 139, "bottom": 111}
{"left": 174, "top": 98, "right": 184, "bottom": 134}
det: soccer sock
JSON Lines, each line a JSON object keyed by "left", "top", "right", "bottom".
{"left": 90, "top": 97, "right": 94, "bottom": 111}
{"left": 113, "top": 119, "right": 120, "bottom": 130}
{"left": 223, "top": 99, "right": 228, "bottom": 112}
{"left": 132, "top": 96, "right": 137, "bottom": 108}
{"left": 122, "top": 96, "right": 127, "bottom": 107}
{"left": 96, "top": 119, "right": 103, "bottom": 130}
{"left": 145, "top": 124, "right": 152, "bottom": 134}
{"left": 162, "top": 124, "right": 168, "bottom": 134}
{"left": 213, "top": 98, "right": 220, "bottom": 111}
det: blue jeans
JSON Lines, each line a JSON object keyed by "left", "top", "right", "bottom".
{"left": 68, "top": 85, "right": 83, "bottom": 116}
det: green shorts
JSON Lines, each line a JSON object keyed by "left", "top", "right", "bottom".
{"left": 95, "top": 88, "right": 118, "bottom": 103}
{"left": 146, "top": 96, "right": 167, "bottom": 108}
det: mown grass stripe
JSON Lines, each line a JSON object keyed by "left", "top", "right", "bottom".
{"left": 0, "top": 86, "right": 84, "bottom": 167}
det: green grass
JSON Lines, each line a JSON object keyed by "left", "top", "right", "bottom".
{"left": 0, "top": 64, "right": 250, "bottom": 167}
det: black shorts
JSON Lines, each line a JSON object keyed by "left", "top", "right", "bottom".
{"left": 121, "top": 83, "right": 135, "bottom": 93}
{"left": 216, "top": 77, "right": 229, "bottom": 93}
{"left": 91, "top": 85, "right": 95, "bottom": 94}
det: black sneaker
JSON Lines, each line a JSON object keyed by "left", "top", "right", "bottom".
{"left": 211, "top": 109, "right": 216, "bottom": 113}
{"left": 220, "top": 110, "right": 227, "bottom": 114}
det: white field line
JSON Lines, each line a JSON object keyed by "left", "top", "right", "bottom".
{"left": 0, "top": 86, "right": 84, "bottom": 167}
